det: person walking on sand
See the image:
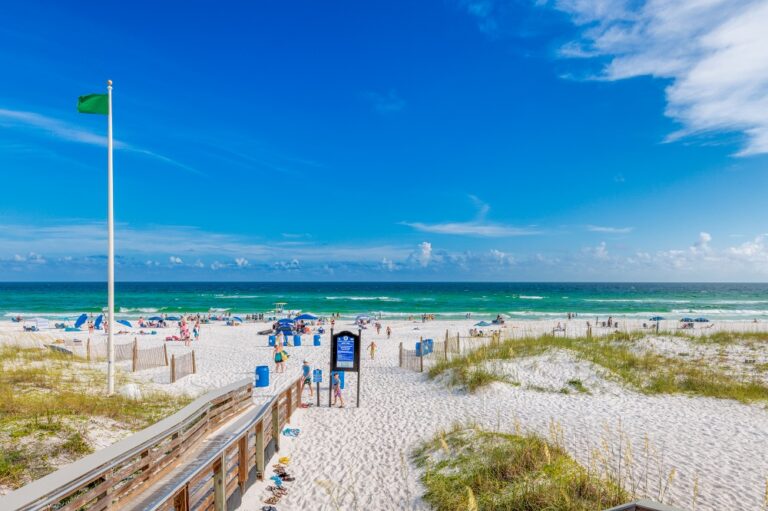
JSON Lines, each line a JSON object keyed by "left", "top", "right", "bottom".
{"left": 273, "top": 344, "right": 284, "bottom": 373}
{"left": 332, "top": 372, "right": 344, "bottom": 408}
{"left": 368, "top": 340, "right": 377, "bottom": 360}
{"left": 386, "top": 326, "right": 391, "bottom": 339}
{"left": 300, "top": 360, "right": 313, "bottom": 398}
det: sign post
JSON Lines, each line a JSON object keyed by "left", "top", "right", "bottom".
{"left": 313, "top": 369, "right": 322, "bottom": 407}
{"left": 329, "top": 329, "right": 362, "bottom": 407}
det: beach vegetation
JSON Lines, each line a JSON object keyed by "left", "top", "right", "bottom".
{"left": 0, "top": 345, "right": 190, "bottom": 490}
{"left": 414, "top": 426, "right": 629, "bottom": 511}
{"left": 430, "top": 332, "right": 768, "bottom": 402}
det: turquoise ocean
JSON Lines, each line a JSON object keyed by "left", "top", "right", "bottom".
{"left": 1, "top": 282, "right": 768, "bottom": 321}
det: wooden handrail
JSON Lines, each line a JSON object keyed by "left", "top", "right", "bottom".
{"left": 0, "top": 375, "right": 302, "bottom": 511}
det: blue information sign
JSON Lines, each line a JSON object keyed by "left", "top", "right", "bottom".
{"left": 336, "top": 335, "right": 355, "bottom": 369}
{"left": 313, "top": 369, "right": 322, "bottom": 383}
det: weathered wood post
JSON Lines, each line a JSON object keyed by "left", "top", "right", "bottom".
{"left": 255, "top": 422, "right": 265, "bottom": 479}
{"left": 238, "top": 436, "right": 247, "bottom": 489}
{"left": 213, "top": 454, "right": 226, "bottom": 511}
{"left": 86, "top": 337, "right": 91, "bottom": 362}
{"left": 272, "top": 404, "right": 280, "bottom": 452}
{"left": 163, "top": 343, "right": 169, "bottom": 365}
{"left": 192, "top": 350, "right": 197, "bottom": 374}
{"left": 399, "top": 342, "right": 403, "bottom": 368}
{"left": 171, "top": 354, "right": 176, "bottom": 383}
{"left": 132, "top": 338, "right": 138, "bottom": 372}
{"left": 419, "top": 336, "right": 424, "bottom": 373}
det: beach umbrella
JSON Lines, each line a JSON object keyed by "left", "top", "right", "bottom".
{"left": 356, "top": 314, "right": 371, "bottom": 321}
{"left": 117, "top": 319, "right": 132, "bottom": 328}
{"left": 148, "top": 316, "right": 163, "bottom": 321}
{"left": 277, "top": 318, "right": 294, "bottom": 324}
{"left": 294, "top": 313, "right": 318, "bottom": 321}
{"left": 74, "top": 313, "right": 88, "bottom": 329}
{"left": 232, "top": 316, "right": 243, "bottom": 322}
{"left": 475, "top": 321, "right": 492, "bottom": 327}
{"left": 694, "top": 317, "right": 710, "bottom": 322}
{"left": 680, "top": 317, "right": 694, "bottom": 323}
{"left": 94, "top": 314, "right": 103, "bottom": 329}
{"left": 649, "top": 316, "right": 664, "bottom": 321}
{"left": 166, "top": 316, "right": 180, "bottom": 321}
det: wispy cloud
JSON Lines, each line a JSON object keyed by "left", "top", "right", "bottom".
{"left": 586, "top": 225, "right": 633, "bottom": 234}
{"left": 402, "top": 196, "right": 539, "bottom": 237}
{"left": 0, "top": 107, "right": 200, "bottom": 174}
{"left": 548, "top": 0, "right": 768, "bottom": 156}
{"left": 362, "top": 90, "right": 406, "bottom": 114}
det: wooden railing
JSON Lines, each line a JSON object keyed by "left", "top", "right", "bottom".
{"left": 0, "top": 376, "right": 303, "bottom": 511}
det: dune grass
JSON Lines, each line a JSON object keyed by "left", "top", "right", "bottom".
{"left": 0, "top": 346, "right": 190, "bottom": 489}
{"left": 414, "top": 426, "right": 628, "bottom": 511}
{"left": 429, "top": 332, "right": 768, "bottom": 402}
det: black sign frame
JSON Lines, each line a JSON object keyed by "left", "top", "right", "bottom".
{"left": 330, "top": 330, "right": 361, "bottom": 372}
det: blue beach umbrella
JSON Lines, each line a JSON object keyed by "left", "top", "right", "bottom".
{"left": 74, "top": 313, "right": 88, "bottom": 329}
{"left": 232, "top": 316, "right": 243, "bottom": 322}
{"left": 277, "top": 318, "right": 294, "bottom": 324}
{"left": 117, "top": 319, "right": 132, "bottom": 328}
{"left": 680, "top": 317, "right": 694, "bottom": 323}
{"left": 166, "top": 316, "right": 180, "bottom": 321}
{"left": 148, "top": 316, "right": 163, "bottom": 321}
{"left": 294, "top": 313, "right": 318, "bottom": 321}
{"left": 94, "top": 315, "right": 103, "bottom": 329}
{"left": 649, "top": 316, "right": 664, "bottom": 321}
{"left": 475, "top": 321, "right": 492, "bottom": 327}
{"left": 694, "top": 317, "right": 710, "bottom": 322}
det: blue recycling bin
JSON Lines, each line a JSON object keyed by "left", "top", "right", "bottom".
{"left": 313, "top": 334, "right": 321, "bottom": 346}
{"left": 331, "top": 370, "right": 345, "bottom": 389}
{"left": 415, "top": 342, "right": 422, "bottom": 356}
{"left": 293, "top": 334, "right": 302, "bottom": 346}
{"left": 268, "top": 335, "right": 276, "bottom": 347}
{"left": 255, "top": 365, "right": 270, "bottom": 387}
{"left": 426, "top": 339, "right": 434, "bottom": 354}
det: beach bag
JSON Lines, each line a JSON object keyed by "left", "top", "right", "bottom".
{"left": 281, "top": 350, "right": 289, "bottom": 360}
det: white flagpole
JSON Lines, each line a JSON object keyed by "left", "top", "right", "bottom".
{"left": 107, "top": 79, "right": 115, "bottom": 395}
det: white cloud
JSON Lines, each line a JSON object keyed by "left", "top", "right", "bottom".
{"left": 0, "top": 108, "right": 200, "bottom": 173}
{"left": 489, "top": 249, "right": 514, "bottom": 265}
{"left": 194, "top": 259, "right": 205, "bottom": 268}
{"left": 550, "top": 0, "right": 768, "bottom": 155}
{"left": 418, "top": 242, "right": 433, "bottom": 267}
{"left": 587, "top": 225, "right": 633, "bottom": 234}
{"left": 381, "top": 257, "right": 396, "bottom": 271}
{"left": 362, "top": 90, "right": 406, "bottom": 114}
{"left": 403, "top": 196, "right": 539, "bottom": 237}
{"left": 235, "top": 257, "right": 249, "bottom": 268}
{"left": 169, "top": 256, "right": 183, "bottom": 265}
{"left": 210, "top": 261, "right": 225, "bottom": 270}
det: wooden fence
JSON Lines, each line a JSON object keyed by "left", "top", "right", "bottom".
{"left": 132, "top": 343, "right": 169, "bottom": 372}
{"left": 171, "top": 351, "right": 196, "bottom": 383}
{"left": 399, "top": 331, "right": 501, "bottom": 372}
{"left": 86, "top": 338, "right": 134, "bottom": 362}
{"left": 0, "top": 376, "right": 304, "bottom": 511}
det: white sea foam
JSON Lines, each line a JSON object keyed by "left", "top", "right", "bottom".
{"left": 519, "top": 295, "right": 544, "bottom": 300}
{"left": 324, "top": 296, "right": 402, "bottom": 302}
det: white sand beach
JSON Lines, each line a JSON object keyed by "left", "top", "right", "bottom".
{"left": 3, "top": 317, "right": 768, "bottom": 510}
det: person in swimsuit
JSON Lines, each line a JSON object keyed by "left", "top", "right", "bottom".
{"left": 300, "top": 360, "right": 313, "bottom": 397}
{"left": 273, "top": 344, "right": 284, "bottom": 373}
{"left": 368, "top": 340, "right": 377, "bottom": 360}
{"left": 332, "top": 372, "right": 344, "bottom": 408}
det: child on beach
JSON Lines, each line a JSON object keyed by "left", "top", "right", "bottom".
{"left": 300, "top": 360, "right": 313, "bottom": 397}
{"left": 273, "top": 344, "right": 286, "bottom": 373}
{"left": 368, "top": 340, "right": 377, "bottom": 360}
{"left": 332, "top": 372, "right": 344, "bottom": 408}
{"left": 386, "top": 326, "right": 391, "bottom": 339}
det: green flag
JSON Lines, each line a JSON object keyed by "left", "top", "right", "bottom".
{"left": 77, "top": 94, "right": 109, "bottom": 115}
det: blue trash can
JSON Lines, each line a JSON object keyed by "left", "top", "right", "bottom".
{"left": 415, "top": 341, "right": 422, "bottom": 356}
{"left": 294, "top": 334, "right": 302, "bottom": 346}
{"left": 426, "top": 339, "right": 434, "bottom": 354}
{"left": 313, "top": 334, "right": 321, "bottom": 346}
{"left": 268, "top": 335, "right": 276, "bottom": 347}
{"left": 255, "top": 365, "right": 270, "bottom": 387}
{"left": 331, "top": 370, "right": 345, "bottom": 389}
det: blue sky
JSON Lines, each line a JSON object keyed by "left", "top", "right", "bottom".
{"left": 1, "top": 0, "right": 768, "bottom": 281}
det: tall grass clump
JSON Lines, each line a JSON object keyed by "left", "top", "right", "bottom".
{"left": 0, "top": 346, "right": 190, "bottom": 489}
{"left": 414, "top": 426, "right": 628, "bottom": 511}
{"left": 429, "top": 332, "right": 768, "bottom": 402}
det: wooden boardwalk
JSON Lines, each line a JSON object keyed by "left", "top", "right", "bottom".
{"left": 0, "top": 377, "right": 302, "bottom": 511}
